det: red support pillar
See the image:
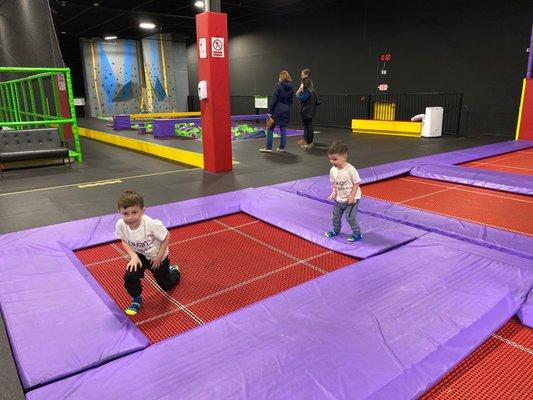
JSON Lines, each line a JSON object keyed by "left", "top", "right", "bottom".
{"left": 56, "top": 74, "right": 73, "bottom": 142}
{"left": 195, "top": 12, "right": 232, "bottom": 172}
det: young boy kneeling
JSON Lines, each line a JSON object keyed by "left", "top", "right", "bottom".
{"left": 116, "top": 191, "right": 180, "bottom": 315}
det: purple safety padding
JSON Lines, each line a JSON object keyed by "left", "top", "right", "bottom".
{"left": 26, "top": 233, "right": 533, "bottom": 400}
{"left": 153, "top": 114, "right": 271, "bottom": 137}
{"left": 273, "top": 140, "right": 533, "bottom": 196}
{"left": 407, "top": 140, "right": 533, "bottom": 166}
{"left": 240, "top": 187, "right": 427, "bottom": 259}
{"left": 0, "top": 244, "right": 149, "bottom": 390}
{"left": 272, "top": 165, "right": 412, "bottom": 196}
{"left": 0, "top": 189, "right": 255, "bottom": 250}
{"left": 0, "top": 189, "right": 256, "bottom": 389}
{"left": 410, "top": 164, "right": 533, "bottom": 195}
{"left": 358, "top": 197, "right": 533, "bottom": 261}
{"left": 517, "top": 289, "right": 533, "bottom": 328}
{"left": 275, "top": 171, "right": 533, "bottom": 260}
{"left": 112, "top": 114, "right": 131, "bottom": 130}
{"left": 152, "top": 118, "right": 182, "bottom": 138}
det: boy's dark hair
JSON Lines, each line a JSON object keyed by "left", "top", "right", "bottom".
{"left": 117, "top": 190, "right": 144, "bottom": 209}
{"left": 328, "top": 140, "right": 349, "bottom": 155}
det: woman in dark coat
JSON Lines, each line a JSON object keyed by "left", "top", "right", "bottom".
{"left": 296, "top": 76, "right": 317, "bottom": 149}
{"left": 260, "top": 70, "right": 293, "bottom": 153}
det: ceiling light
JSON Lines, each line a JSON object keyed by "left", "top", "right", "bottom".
{"left": 104, "top": 35, "right": 117, "bottom": 40}
{"left": 139, "top": 22, "right": 156, "bottom": 29}
{"left": 194, "top": 1, "right": 204, "bottom": 8}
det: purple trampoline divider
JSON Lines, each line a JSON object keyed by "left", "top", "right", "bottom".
{"left": 240, "top": 187, "right": 427, "bottom": 259}
{"left": 0, "top": 189, "right": 255, "bottom": 251}
{"left": 407, "top": 140, "right": 533, "bottom": 166}
{"left": 411, "top": 164, "right": 533, "bottom": 195}
{"left": 25, "top": 233, "right": 533, "bottom": 400}
{"left": 152, "top": 114, "right": 271, "bottom": 138}
{"left": 0, "top": 244, "right": 149, "bottom": 390}
{"left": 272, "top": 141, "right": 533, "bottom": 197}
{"left": 271, "top": 164, "right": 412, "bottom": 197}
{"left": 517, "top": 290, "right": 533, "bottom": 328}
{"left": 112, "top": 114, "right": 131, "bottom": 130}
{"left": 358, "top": 197, "right": 533, "bottom": 260}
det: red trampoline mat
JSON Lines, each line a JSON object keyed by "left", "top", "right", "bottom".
{"left": 462, "top": 148, "right": 533, "bottom": 176}
{"left": 75, "top": 213, "right": 357, "bottom": 343}
{"left": 422, "top": 317, "right": 533, "bottom": 400}
{"left": 363, "top": 176, "right": 533, "bottom": 235}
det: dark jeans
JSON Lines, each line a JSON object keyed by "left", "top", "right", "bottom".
{"left": 303, "top": 118, "right": 314, "bottom": 144}
{"left": 266, "top": 124, "right": 287, "bottom": 150}
{"left": 332, "top": 200, "right": 361, "bottom": 235}
{"left": 124, "top": 253, "right": 180, "bottom": 298}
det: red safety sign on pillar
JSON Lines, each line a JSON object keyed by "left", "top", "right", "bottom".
{"left": 196, "top": 12, "right": 232, "bottom": 172}
{"left": 56, "top": 74, "right": 73, "bottom": 142}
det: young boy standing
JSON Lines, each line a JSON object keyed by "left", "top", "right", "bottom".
{"left": 115, "top": 191, "right": 180, "bottom": 315}
{"left": 324, "top": 141, "right": 363, "bottom": 242}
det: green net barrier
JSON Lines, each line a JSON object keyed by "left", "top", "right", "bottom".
{"left": 0, "top": 67, "right": 82, "bottom": 162}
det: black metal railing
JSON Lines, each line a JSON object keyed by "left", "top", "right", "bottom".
{"left": 187, "top": 92, "right": 463, "bottom": 135}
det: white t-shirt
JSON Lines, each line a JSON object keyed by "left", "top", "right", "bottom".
{"left": 115, "top": 215, "right": 169, "bottom": 260}
{"left": 330, "top": 163, "right": 362, "bottom": 203}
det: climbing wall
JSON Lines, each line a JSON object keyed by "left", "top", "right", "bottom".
{"left": 140, "top": 33, "right": 188, "bottom": 113}
{"left": 81, "top": 39, "right": 142, "bottom": 117}
{"left": 81, "top": 34, "right": 189, "bottom": 117}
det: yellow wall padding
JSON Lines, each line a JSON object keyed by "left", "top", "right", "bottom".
{"left": 351, "top": 119, "right": 422, "bottom": 137}
{"left": 78, "top": 127, "right": 204, "bottom": 168}
{"left": 130, "top": 111, "right": 201, "bottom": 120}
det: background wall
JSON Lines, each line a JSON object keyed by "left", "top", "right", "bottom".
{"left": 0, "top": 0, "right": 63, "bottom": 68}
{"left": 81, "top": 34, "right": 189, "bottom": 117}
{"left": 81, "top": 39, "right": 142, "bottom": 117}
{"left": 187, "top": 0, "right": 532, "bottom": 136}
{"left": 141, "top": 33, "right": 189, "bottom": 113}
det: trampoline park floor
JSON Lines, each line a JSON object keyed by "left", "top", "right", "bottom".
{"left": 360, "top": 150, "right": 533, "bottom": 398}
{"left": 422, "top": 317, "right": 533, "bottom": 399}
{"left": 0, "top": 128, "right": 529, "bottom": 400}
{"left": 462, "top": 148, "right": 533, "bottom": 176}
{"left": 363, "top": 175, "right": 532, "bottom": 235}
{"left": 75, "top": 212, "right": 357, "bottom": 343}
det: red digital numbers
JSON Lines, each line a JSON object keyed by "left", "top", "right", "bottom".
{"left": 380, "top": 54, "right": 392, "bottom": 62}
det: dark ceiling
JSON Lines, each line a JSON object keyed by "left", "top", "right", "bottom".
{"left": 49, "top": 0, "right": 345, "bottom": 41}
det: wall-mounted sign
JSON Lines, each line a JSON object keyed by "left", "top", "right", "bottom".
{"left": 378, "top": 84, "right": 389, "bottom": 91}
{"left": 56, "top": 74, "right": 66, "bottom": 91}
{"left": 254, "top": 96, "right": 268, "bottom": 109}
{"left": 199, "top": 38, "right": 207, "bottom": 59}
{"left": 211, "top": 37, "right": 224, "bottom": 58}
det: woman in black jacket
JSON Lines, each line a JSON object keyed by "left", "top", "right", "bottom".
{"left": 296, "top": 76, "right": 317, "bottom": 149}
{"left": 260, "top": 70, "right": 293, "bottom": 153}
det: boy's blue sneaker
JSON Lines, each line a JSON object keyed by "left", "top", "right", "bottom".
{"left": 324, "top": 230, "right": 339, "bottom": 238}
{"left": 347, "top": 234, "right": 362, "bottom": 242}
{"left": 125, "top": 296, "right": 142, "bottom": 316}
{"left": 169, "top": 265, "right": 181, "bottom": 286}
{"left": 169, "top": 265, "right": 180, "bottom": 274}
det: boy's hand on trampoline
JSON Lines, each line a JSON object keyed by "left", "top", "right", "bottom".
{"left": 127, "top": 257, "right": 141, "bottom": 272}
{"left": 150, "top": 255, "right": 163, "bottom": 269}
{"left": 328, "top": 191, "right": 336, "bottom": 200}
